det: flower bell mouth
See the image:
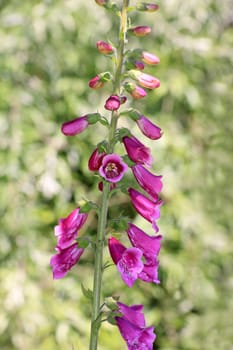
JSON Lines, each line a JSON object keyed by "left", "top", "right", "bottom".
{"left": 99, "top": 154, "right": 128, "bottom": 183}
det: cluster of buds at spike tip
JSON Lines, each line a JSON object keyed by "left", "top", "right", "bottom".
{"left": 88, "top": 71, "right": 112, "bottom": 89}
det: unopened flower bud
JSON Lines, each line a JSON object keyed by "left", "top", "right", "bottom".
{"left": 96, "top": 40, "right": 114, "bottom": 54}
{"left": 89, "top": 75, "right": 104, "bottom": 89}
{"left": 120, "top": 95, "right": 127, "bottom": 104}
{"left": 136, "top": 2, "right": 159, "bottom": 12}
{"left": 95, "top": 0, "right": 109, "bottom": 6}
{"left": 134, "top": 60, "right": 145, "bottom": 70}
{"left": 88, "top": 148, "right": 106, "bottom": 171}
{"left": 129, "top": 70, "right": 160, "bottom": 89}
{"left": 141, "top": 51, "right": 160, "bottom": 65}
{"left": 104, "top": 95, "right": 121, "bottom": 111}
{"left": 128, "top": 26, "right": 151, "bottom": 37}
{"left": 61, "top": 116, "right": 89, "bottom": 136}
{"left": 124, "top": 82, "right": 147, "bottom": 99}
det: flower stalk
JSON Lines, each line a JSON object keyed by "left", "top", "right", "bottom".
{"left": 89, "top": 2, "right": 130, "bottom": 349}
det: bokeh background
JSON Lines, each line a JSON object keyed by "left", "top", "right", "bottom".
{"left": 0, "top": 0, "right": 232, "bottom": 349}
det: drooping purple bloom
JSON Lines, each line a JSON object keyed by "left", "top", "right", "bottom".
{"left": 108, "top": 237, "right": 143, "bottom": 287}
{"left": 117, "top": 301, "right": 146, "bottom": 328}
{"left": 123, "top": 136, "right": 152, "bottom": 167}
{"left": 54, "top": 208, "right": 88, "bottom": 250}
{"left": 61, "top": 116, "right": 89, "bottom": 136}
{"left": 139, "top": 261, "right": 160, "bottom": 284}
{"left": 132, "top": 164, "right": 163, "bottom": 200}
{"left": 50, "top": 243, "right": 84, "bottom": 279}
{"left": 127, "top": 223, "right": 162, "bottom": 265}
{"left": 99, "top": 154, "right": 128, "bottom": 183}
{"left": 128, "top": 188, "right": 162, "bottom": 232}
{"left": 136, "top": 115, "right": 162, "bottom": 140}
{"left": 115, "top": 316, "right": 156, "bottom": 350}
{"left": 88, "top": 148, "right": 106, "bottom": 171}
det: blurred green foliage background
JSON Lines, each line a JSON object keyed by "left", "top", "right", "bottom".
{"left": 0, "top": 0, "right": 232, "bottom": 349}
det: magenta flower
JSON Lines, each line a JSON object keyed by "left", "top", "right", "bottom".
{"left": 129, "top": 25, "right": 151, "bottom": 37}
{"left": 123, "top": 136, "right": 152, "bottom": 167}
{"left": 127, "top": 223, "right": 162, "bottom": 264}
{"left": 117, "top": 301, "right": 146, "bottom": 327}
{"left": 88, "top": 75, "right": 105, "bottom": 89}
{"left": 136, "top": 3, "right": 159, "bottom": 12}
{"left": 50, "top": 243, "right": 84, "bottom": 279}
{"left": 132, "top": 164, "right": 163, "bottom": 200}
{"left": 139, "top": 261, "right": 160, "bottom": 284}
{"left": 99, "top": 154, "right": 128, "bottom": 183}
{"left": 115, "top": 316, "right": 156, "bottom": 350}
{"left": 95, "top": 0, "right": 108, "bottom": 5}
{"left": 136, "top": 115, "right": 162, "bottom": 140}
{"left": 108, "top": 237, "right": 143, "bottom": 287}
{"left": 141, "top": 51, "right": 160, "bottom": 65}
{"left": 88, "top": 148, "right": 106, "bottom": 171}
{"left": 128, "top": 188, "right": 162, "bottom": 232}
{"left": 129, "top": 70, "right": 160, "bottom": 89}
{"left": 54, "top": 208, "right": 88, "bottom": 250}
{"left": 96, "top": 40, "right": 113, "bottom": 54}
{"left": 104, "top": 95, "right": 121, "bottom": 111}
{"left": 61, "top": 116, "right": 89, "bottom": 136}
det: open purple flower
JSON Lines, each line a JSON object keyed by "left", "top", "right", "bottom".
{"left": 50, "top": 243, "right": 84, "bottom": 279}
{"left": 128, "top": 188, "right": 162, "bottom": 232}
{"left": 54, "top": 208, "right": 88, "bottom": 250}
{"left": 99, "top": 154, "right": 128, "bottom": 183}
{"left": 127, "top": 223, "right": 162, "bottom": 265}
{"left": 115, "top": 316, "right": 156, "bottom": 350}
{"left": 61, "top": 116, "right": 89, "bottom": 136}
{"left": 132, "top": 164, "right": 163, "bottom": 200}
{"left": 139, "top": 261, "right": 160, "bottom": 284}
{"left": 136, "top": 115, "right": 162, "bottom": 140}
{"left": 108, "top": 237, "right": 143, "bottom": 287}
{"left": 123, "top": 136, "right": 152, "bottom": 167}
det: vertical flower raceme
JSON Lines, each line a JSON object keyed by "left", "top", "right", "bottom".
{"left": 99, "top": 154, "right": 128, "bottom": 183}
{"left": 108, "top": 237, "right": 144, "bottom": 287}
{"left": 50, "top": 243, "right": 84, "bottom": 279}
{"left": 136, "top": 115, "right": 162, "bottom": 140}
{"left": 55, "top": 208, "right": 88, "bottom": 250}
{"left": 132, "top": 164, "right": 163, "bottom": 200}
{"left": 128, "top": 188, "right": 162, "bottom": 232}
{"left": 123, "top": 135, "right": 153, "bottom": 167}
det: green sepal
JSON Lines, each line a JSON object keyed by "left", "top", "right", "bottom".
{"left": 97, "top": 140, "right": 108, "bottom": 153}
{"left": 81, "top": 283, "right": 93, "bottom": 300}
{"left": 79, "top": 199, "right": 98, "bottom": 213}
{"left": 77, "top": 237, "right": 90, "bottom": 249}
{"left": 120, "top": 108, "right": 141, "bottom": 121}
{"left": 99, "top": 117, "right": 110, "bottom": 127}
{"left": 87, "top": 113, "right": 101, "bottom": 124}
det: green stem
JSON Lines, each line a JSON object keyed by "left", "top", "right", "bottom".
{"left": 89, "top": 2, "right": 129, "bottom": 350}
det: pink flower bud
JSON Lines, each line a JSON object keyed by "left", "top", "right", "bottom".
{"left": 134, "top": 60, "right": 145, "bottom": 70}
{"left": 128, "top": 26, "right": 151, "bottom": 37}
{"left": 61, "top": 116, "right": 89, "bottom": 136}
{"left": 124, "top": 82, "right": 147, "bottom": 99}
{"left": 89, "top": 75, "right": 105, "bottom": 89}
{"left": 136, "top": 115, "right": 162, "bottom": 140}
{"left": 95, "top": 0, "right": 109, "bottom": 6}
{"left": 120, "top": 95, "right": 127, "bottom": 104}
{"left": 104, "top": 95, "right": 121, "bottom": 111}
{"left": 129, "top": 70, "right": 160, "bottom": 89}
{"left": 96, "top": 40, "right": 114, "bottom": 54}
{"left": 136, "top": 3, "right": 159, "bottom": 12}
{"left": 123, "top": 135, "right": 152, "bottom": 167}
{"left": 141, "top": 51, "right": 160, "bottom": 65}
{"left": 88, "top": 148, "right": 106, "bottom": 171}
{"left": 99, "top": 154, "right": 128, "bottom": 183}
